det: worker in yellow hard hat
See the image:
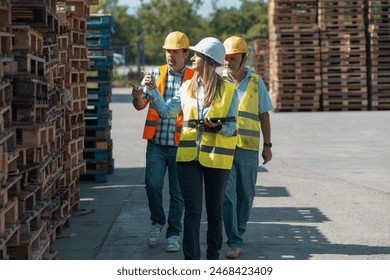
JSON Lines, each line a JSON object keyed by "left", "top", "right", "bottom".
{"left": 131, "top": 31, "right": 195, "bottom": 253}
{"left": 144, "top": 37, "right": 238, "bottom": 260}
{"left": 222, "top": 36, "right": 273, "bottom": 259}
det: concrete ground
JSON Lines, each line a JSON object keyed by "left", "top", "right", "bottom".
{"left": 52, "top": 88, "right": 390, "bottom": 260}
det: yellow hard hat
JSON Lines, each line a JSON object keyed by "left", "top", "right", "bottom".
{"left": 162, "top": 31, "right": 190, "bottom": 49}
{"left": 223, "top": 36, "right": 249, "bottom": 55}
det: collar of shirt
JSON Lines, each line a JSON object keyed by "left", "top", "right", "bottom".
{"left": 222, "top": 66, "right": 252, "bottom": 83}
{"left": 167, "top": 66, "right": 186, "bottom": 77}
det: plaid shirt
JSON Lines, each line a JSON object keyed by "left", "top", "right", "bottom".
{"left": 142, "top": 66, "right": 186, "bottom": 146}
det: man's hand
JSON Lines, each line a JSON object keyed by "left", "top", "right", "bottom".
{"left": 132, "top": 86, "right": 143, "bottom": 100}
{"left": 144, "top": 73, "right": 157, "bottom": 90}
{"left": 261, "top": 147, "right": 272, "bottom": 164}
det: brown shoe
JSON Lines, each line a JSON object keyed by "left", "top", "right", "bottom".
{"left": 226, "top": 247, "right": 241, "bottom": 259}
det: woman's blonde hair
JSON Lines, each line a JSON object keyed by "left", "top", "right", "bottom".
{"left": 188, "top": 54, "right": 222, "bottom": 107}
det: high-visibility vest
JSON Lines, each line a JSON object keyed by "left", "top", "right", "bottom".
{"left": 142, "top": 65, "right": 195, "bottom": 144}
{"left": 223, "top": 74, "right": 261, "bottom": 151}
{"left": 237, "top": 74, "right": 261, "bottom": 150}
{"left": 177, "top": 80, "right": 237, "bottom": 169}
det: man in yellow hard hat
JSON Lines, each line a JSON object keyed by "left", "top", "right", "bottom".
{"left": 222, "top": 36, "right": 273, "bottom": 259}
{"left": 132, "top": 31, "right": 195, "bottom": 252}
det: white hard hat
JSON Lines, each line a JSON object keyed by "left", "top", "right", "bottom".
{"left": 190, "top": 37, "right": 225, "bottom": 65}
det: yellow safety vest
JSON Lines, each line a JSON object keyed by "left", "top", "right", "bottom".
{"left": 143, "top": 65, "right": 195, "bottom": 144}
{"left": 224, "top": 74, "right": 261, "bottom": 151}
{"left": 177, "top": 80, "right": 237, "bottom": 169}
{"left": 237, "top": 74, "right": 261, "bottom": 150}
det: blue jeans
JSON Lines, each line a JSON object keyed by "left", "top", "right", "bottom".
{"left": 178, "top": 161, "right": 230, "bottom": 260}
{"left": 145, "top": 141, "right": 184, "bottom": 238}
{"left": 223, "top": 148, "right": 258, "bottom": 248}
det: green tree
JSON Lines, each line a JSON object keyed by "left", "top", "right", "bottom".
{"left": 137, "top": 0, "right": 209, "bottom": 64}
{"left": 209, "top": 0, "right": 268, "bottom": 41}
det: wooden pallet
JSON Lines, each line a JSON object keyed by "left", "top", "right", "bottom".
{"left": 269, "top": 24, "right": 319, "bottom": 34}
{"left": 15, "top": 124, "right": 55, "bottom": 148}
{"left": 68, "top": 30, "right": 85, "bottom": 45}
{"left": 9, "top": 219, "right": 51, "bottom": 260}
{"left": 67, "top": 44, "right": 87, "bottom": 60}
{"left": 269, "top": 12, "right": 317, "bottom": 25}
{"left": 65, "top": 161, "right": 85, "bottom": 186}
{"left": 323, "top": 94, "right": 368, "bottom": 111}
{"left": 272, "top": 92, "right": 321, "bottom": 112}
{"left": 64, "top": 122, "right": 85, "bottom": 141}
{"left": 270, "top": 38, "right": 320, "bottom": 47}
{"left": 322, "top": 85, "right": 367, "bottom": 94}
{"left": 66, "top": 15, "right": 87, "bottom": 32}
{"left": 322, "top": 71, "right": 367, "bottom": 81}
{"left": 0, "top": 31, "right": 13, "bottom": 62}
{"left": 12, "top": 5, "right": 60, "bottom": 33}
{"left": 12, "top": 25, "right": 43, "bottom": 56}
{"left": 371, "top": 93, "right": 390, "bottom": 110}
{"left": 65, "top": 69, "right": 86, "bottom": 87}
{"left": 13, "top": 53, "right": 45, "bottom": 76}
{"left": 0, "top": 196, "right": 18, "bottom": 236}
{"left": 0, "top": 175, "right": 21, "bottom": 208}
{"left": 321, "top": 51, "right": 367, "bottom": 61}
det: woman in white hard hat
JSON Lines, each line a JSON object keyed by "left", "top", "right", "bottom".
{"left": 144, "top": 37, "right": 238, "bottom": 260}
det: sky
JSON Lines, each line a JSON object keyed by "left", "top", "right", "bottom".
{"left": 117, "top": 0, "right": 241, "bottom": 18}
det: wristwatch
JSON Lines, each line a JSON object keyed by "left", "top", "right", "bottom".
{"left": 263, "top": 142, "right": 272, "bottom": 148}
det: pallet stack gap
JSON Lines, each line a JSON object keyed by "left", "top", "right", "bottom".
{"left": 81, "top": 13, "right": 115, "bottom": 183}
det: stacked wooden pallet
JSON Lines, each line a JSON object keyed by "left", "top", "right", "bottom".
{"left": 0, "top": 1, "right": 19, "bottom": 260}
{"left": 368, "top": 0, "right": 390, "bottom": 110}
{"left": 4, "top": 0, "right": 63, "bottom": 260}
{"left": 319, "top": 0, "right": 368, "bottom": 110}
{"left": 81, "top": 14, "right": 115, "bottom": 183}
{"left": 252, "top": 37, "right": 270, "bottom": 90}
{"left": 0, "top": 0, "right": 97, "bottom": 260}
{"left": 268, "top": 0, "right": 322, "bottom": 111}
{"left": 57, "top": 0, "right": 90, "bottom": 210}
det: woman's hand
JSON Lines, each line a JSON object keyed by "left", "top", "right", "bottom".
{"left": 203, "top": 118, "right": 222, "bottom": 133}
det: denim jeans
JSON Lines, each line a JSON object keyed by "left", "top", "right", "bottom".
{"left": 177, "top": 161, "right": 230, "bottom": 260}
{"left": 145, "top": 141, "right": 184, "bottom": 238}
{"left": 223, "top": 148, "right": 259, "bottom": 248}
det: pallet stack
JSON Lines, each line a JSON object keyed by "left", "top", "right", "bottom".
{"left": 319, "top": 0, "right": 368, "bottom": 110}
{"left": 0, "top": 0, "right": 20, "bottom": 260}
{"left": 268, "top": 0, "right": 322, "bottom": 111}
{"left": 6, "top": 0, "right": 63, "bottom": 259}
{"left": 368, "top": 0, "right": 390, "bottom": 110}
{"left": 252, "top": 37, "right": 270, "bottom": 90}
{"left": 0, "top": 0, "right": 100, "bottom": 260}
{"left": 57, "top": 0, "right": 90, "bottom": 211}
{"left": 82, "top": 13, "right": 114, "bottom": 183}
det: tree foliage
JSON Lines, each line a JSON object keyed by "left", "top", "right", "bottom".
{"left": 90, "top": 0, "right": 268, "bottom": 64}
